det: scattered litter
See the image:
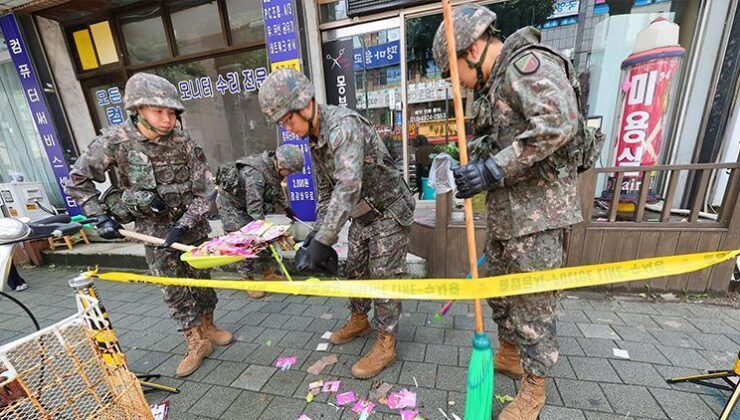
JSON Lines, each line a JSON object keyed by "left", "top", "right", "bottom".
{"left": 400, "top": 409, "right": 419, "bottom": 420}
{"left": 336, "top": 391, "right": 357, "bottom": 405}
{"left": 387, "top": 389, "right": 416, "bottom": 409}
{"left": 448, "top": 401, "right": 455, "bottom": 406}
{"left": 451, "top": 413, "right": 462, "bottom": 420}
{"left": 305, "top": 392, "right": 314, "bottom": 403}
{"left": 266, "top": 339, "right": 272, "bottom": 347}
{"left": 322, "top": 380, "right": 341, "bottom": 393}
{"left": 351, "top": 400, "right": 375, "bottom": 414}
{"left": 321, "top": 331, "right": 332, "bottom": 339}
{"left": 307, "top": 354, "right": 338, "bottom": 375}
{"left": 316, "top": 343, "right": 329, "bottom": 351}
{"left": 310, "top": 388, "right": 320, "bottom": 396}
{"left": 437, "top": 408, "right": 451, "bottom": 419}
{"left": 150, "top": 402, "right": 169, "bottom": 420}
{"left": 565, "top": 295, "right": 579, "bottom": 299}
{"left": 320, "top": 313, "right": 333, "bottom": 320}
{"left": 369, "top": 382, "right": 393, "bottom": 400}
{"left": 413, "top": 376, "right": 419, "bottom": 387}
{"left": 495, "top": 394, "right": 514, "bottom": 404}
{"left": 275, "top": 356, "right": 296, "bottom": 370}
{"left": 660, "top": 293, "right": 678, "bottom": 302}
{"left": 613, "top": 348, "right": 630, "bottom": 359}
{"left": 308, "top": 380, "right": 324, "bottom": 390}
{"left": 327, "top": 402, "right": 341, "bottom": 411}
{"left": 297, "top": 415, "right": 311, "bottom": 420}
{"left": 358, "top": 408, "right": 371, "bottom": 420}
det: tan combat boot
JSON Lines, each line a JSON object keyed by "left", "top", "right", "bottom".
{"left": 497, "top": 374, "right": 547, "bottom": 420}
{"left": 329, "top": 312, "right": 372, "bottom": 345}
{"left": 176, "top": 326, "right": 214, "bottom": 378}
{"left": 351, "top": 331, "right": 397, "bottom": 379}
{"left": 495, "top": 340, "right": 524, "bottom": 379}
{"left": 200, "top": 313, "right": 234, "bottom": 346}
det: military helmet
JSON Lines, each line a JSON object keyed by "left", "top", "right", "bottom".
{"left": 432, "top": 4, "right": 497, "bottom": 74}
{"left": 259, "top": 68, "right": 314, "bottom": 124}
{"left": 275, "top": 144, "right": 305, "bottom": 174}
{"left": 124, "top": 72, "right": 184, "bottom": 113}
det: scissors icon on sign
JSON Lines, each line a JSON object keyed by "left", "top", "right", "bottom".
{"left": 325, "top": 48, "right": 345, "bottom": 69}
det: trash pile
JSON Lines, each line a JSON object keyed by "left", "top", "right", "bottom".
{"left": 189, "top": 220, "right": 294, "bottom": 258}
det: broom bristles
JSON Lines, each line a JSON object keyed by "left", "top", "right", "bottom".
{"left": 465, "top": 332, "right": 494, "bottom": 419}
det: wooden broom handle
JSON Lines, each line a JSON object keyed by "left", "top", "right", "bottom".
{"left": 442, "top": 0, "right": 485, "bottom": 333}
{"left": 118, "top": 229, "right": 195, "bottom": 252}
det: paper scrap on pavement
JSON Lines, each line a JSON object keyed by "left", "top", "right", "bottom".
{"left": 321, "top": 354, "right": 338, "bottom": 365}
{"left": 307, "top": 360, "right": 327, "bottom": 375}
{"left": 322, "top": 380, "right": 341, "bottom": 393}
{"left": 150, "top": 402, "right": 169, "bottom": 420}
{"left": 369, "top": 382, "right": 393, "bottom": 400}
{"left": 495, "top": 394, "right": 514, "bottom": 404}
{"left": 320, "top": 313, "right": 333, "bottom": 320}
{"left": 308, "top": 380, "right": 324, "bottom": 390}
{"left": 298, "top": 415, "right": 311, "bottom": 420}
{"left": 305, "top": 392, "right": 314, "bottom": 403}
{"left": 316, "top": 343, "right": 329, "bottom": 351}
{"left": 613, "top": 348, "right": 630, "bottom": 359}
{"left": 275, "top": 356, "right": 297, "bottom": 370}
{"left": 321, "top": 331, "right": 332, "bottom": 339}
{"left": 352, "top": 400, "right": 375, "bottom": 414}
{"left": 336, "top": 391, "right": 357, "bottom": 406}
{"left": 387, "top": 388, "right": 416, "bottom": 409}
{"left": 400, "top": 409, "right": 419, "bottom": 420}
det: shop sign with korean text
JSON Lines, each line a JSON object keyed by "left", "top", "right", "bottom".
{"left": 0, "top": 14, "right": 81, "bottom": 215}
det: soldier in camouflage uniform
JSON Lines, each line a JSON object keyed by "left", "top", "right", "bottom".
{"left": 434, "top": 5, "right": 583, "bottom": 419}
{"left": 259, "top": 68, "right": 415, "bottom": 379}
{"left": 216, "top": 144, "right": 304, "bottom": 298}
{"left": 66, "top": 73, "right": 234, "bottom": 379}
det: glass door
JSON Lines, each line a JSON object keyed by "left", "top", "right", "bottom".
{"left": 321, "top": 18, "right": 404, "bottom": 173}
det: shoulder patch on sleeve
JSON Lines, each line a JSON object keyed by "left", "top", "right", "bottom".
{"left": 513, "top": 52, "right": 540, "bottom": 75}
{"left": 329, "top": 127, "right": 345, "bottom": 149}
{"left": 194, "top": 145, "right": 206, "bottom": 162}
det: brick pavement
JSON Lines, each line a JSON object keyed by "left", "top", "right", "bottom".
{"left": 1, "top": 266, "right": 739, "bottom": 419}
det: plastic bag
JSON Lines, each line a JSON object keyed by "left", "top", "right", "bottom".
{"left": 428, "top": 153, "right": 457, "bottom": 194}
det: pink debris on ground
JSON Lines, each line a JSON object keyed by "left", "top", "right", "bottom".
{"left": 387, "top": 389, "right": 417, "bottom": 410}
{"left": 335, "top": 391, "right": 357, "bottom": 406}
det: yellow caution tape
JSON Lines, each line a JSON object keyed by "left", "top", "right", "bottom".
{"left": 89, "top": 250, "right": 740, "bottom": 300}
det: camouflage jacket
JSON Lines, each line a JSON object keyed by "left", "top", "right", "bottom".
{"left": 216, "top": 151, "right": 288, "bottom": 220}
{"left": 66, "top": 119, "right": 214, "bottom": 242}
{"left": 474, "top": 27, "right": 583, "bottom": 240}
{"left": 310, "top": 104, "right": 414, "bottom": 246}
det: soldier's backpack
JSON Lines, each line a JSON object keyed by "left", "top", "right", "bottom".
{"left": 509, "top": 44, "right": 606, "bottom": 174}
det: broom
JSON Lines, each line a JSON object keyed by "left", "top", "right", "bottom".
{"left": 441, "top": 1, "right": 494, "bottom": 418}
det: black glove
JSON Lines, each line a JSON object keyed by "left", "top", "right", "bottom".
{"left": 93, "top": 214, "right": 123, "bottom": 240}
{"left": 284, "top": 207, "right": 297, "bottom": 221}
{"left": 452, "top": 158, "right": 505, "bottom": 199}
{"left": 150, "top": 196, "right": 168, "bottom": 214}
{"left": 296, "top": 238, "right": 338, "bottom": 275}
{"left": 159, "top": 226, "right": 185, "bottom": 249}
{"left": 302, "top": 230, "right": 316, "bottom": 246}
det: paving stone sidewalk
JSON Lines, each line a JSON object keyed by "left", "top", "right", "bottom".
{"left": 2, "top": 266, "right": 739, "bottom": 419}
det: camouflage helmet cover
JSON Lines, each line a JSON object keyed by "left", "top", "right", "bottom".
{"left": 124, "top": 72, "right": 185, "bottom": 113}
{"left": 258, "top": 68, "right": 314, "bottom": 124}
{"left": 432, "top": 4, "right": 497, "bottom": 74}
{"left": 275, "top": 144, "right": 305, "bottom": 174}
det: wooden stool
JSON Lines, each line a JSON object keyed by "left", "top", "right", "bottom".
{"left": 48, "top": 230, "right": 90, "bottom": 251}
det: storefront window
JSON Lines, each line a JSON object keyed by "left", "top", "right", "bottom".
{"left": 150, "top": 48, "right": 274, "bottom": 168}
{"left": 170, "top": 0, "right": 225, "bottom": 56}
{"left": 319, "top": 0, "right": 348, "bottom": 24}
{"left": 226, "top": 0, "right": 265, "bottom": 45}
{"left": 0, "top": 39, "right": 62, "bottom": 206}
{"left": 120, "top": 5, "right": 169, "bottom": 65}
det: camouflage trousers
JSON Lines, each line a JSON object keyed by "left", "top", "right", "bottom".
{"left": 345, "top": 216, "right": 410, "bottom": 335}
{"left": 217, "top": 192, "right": 280, "bottom": 279}
{"left": 485, "top": 228, "right": 565, "bottom": 377}
{"left": 144, "top": 244, "right": 217, "bottom": 330}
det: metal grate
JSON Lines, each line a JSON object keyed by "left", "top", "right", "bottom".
{"left": 0, "top": 295, "right": 152, "bottom": 419}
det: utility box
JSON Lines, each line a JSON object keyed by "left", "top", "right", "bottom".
{"left": 0, "top": 182, "right": 54, "bottom": 220}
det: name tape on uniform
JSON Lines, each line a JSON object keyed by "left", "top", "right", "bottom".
{"left": 90, "top": 249, "right": 740, "bottom": 300}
